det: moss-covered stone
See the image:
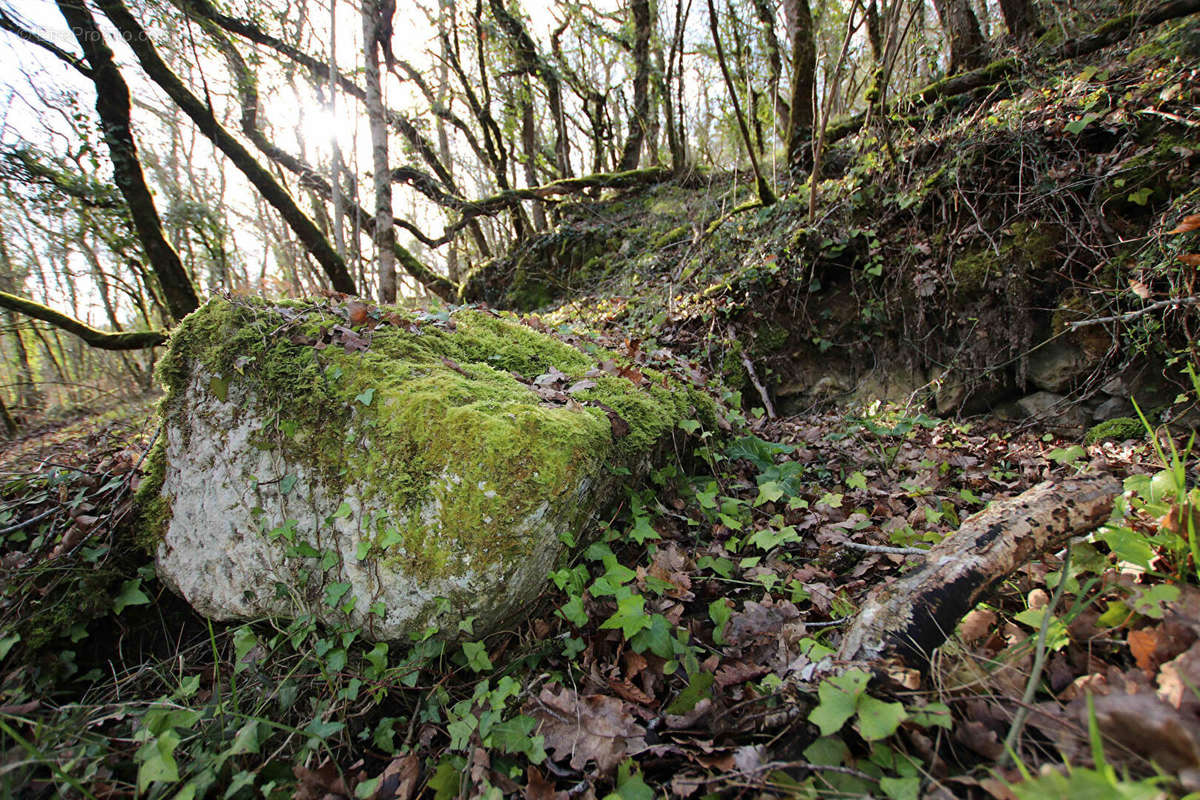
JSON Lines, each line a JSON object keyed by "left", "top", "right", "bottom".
{"left": 1084, "top": 416, "right": 1145, "bottom": 445}
{"left": 148, "top": 297, "right": 708, "bottom": 640}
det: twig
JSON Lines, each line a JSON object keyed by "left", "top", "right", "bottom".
{"left": 1002, "top": 544, "right": 1072, "bottom": 763}
{"left": 842, "top": 541, "right": 928, "bottom": 557}
{"left": 0, "top": 508, "right": 57, "bottom": 537}
{"left": 1069, "top": 295, "right": 1200, "bottom": 330}
{"left": 739, "top": 353, "right": 777, "bottom": 419}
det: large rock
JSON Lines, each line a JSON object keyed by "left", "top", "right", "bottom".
{"left": 1028, "top": 341, "right": 1091, "bottom": 393}
{"left": 140, "top": 298, "right": 708, "bottom": 640}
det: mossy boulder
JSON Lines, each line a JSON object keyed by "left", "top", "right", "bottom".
{"left": 144, "top": 298, "right": 707, "bottom": 640}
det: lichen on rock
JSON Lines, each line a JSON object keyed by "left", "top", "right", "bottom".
{"left": 142, "top": 297, "right": 708, "bottom": 640}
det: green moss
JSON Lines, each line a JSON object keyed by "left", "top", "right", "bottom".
{"left": 753, "top": 323, "right": 790, "bottom": 356}
{"left": 1084, "top": 416, "right": 1145, "bottom": 445}
{"left": 950, "top": 222, "right": 1060, "bottom": 294}
{"left": 654, "top": 226, "right": 690, "bottom": 248}
{"left": 145, "top": 298, "right": 705, "bottom": 584}
{"left": 132, "top": 432, "right": 171, "bottom": 552}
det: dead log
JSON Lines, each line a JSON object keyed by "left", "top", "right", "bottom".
{"left": 837, "top": 473, "right": 1121, "bottom": 667}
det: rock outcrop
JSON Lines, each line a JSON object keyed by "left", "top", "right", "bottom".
{"left": 140, "top": 298, "right": 708, "bottom": 640}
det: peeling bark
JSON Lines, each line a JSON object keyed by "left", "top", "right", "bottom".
{"left": 838, "top": 474, "right": 1121, "bottom": 667}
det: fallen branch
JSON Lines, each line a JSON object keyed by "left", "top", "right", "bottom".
{"left": 0, "top": 291, "right": 167, "bottom": 351}
{"left": 837, "top": 473, "right": 1121, "bottom": 667}
{"left": 1068, "top": 295, "right": 1200, "bottom": 330}
{"left": 740, "top": 352, "right": 777, "bottom": 419}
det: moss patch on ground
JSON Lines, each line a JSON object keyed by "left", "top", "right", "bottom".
{"left": 1084, "top": 416, "right": 1145, "bottom": 444}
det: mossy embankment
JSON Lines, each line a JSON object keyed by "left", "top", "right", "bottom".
{"left": 463, "top": 16, "right": 1200, "bottom": 423}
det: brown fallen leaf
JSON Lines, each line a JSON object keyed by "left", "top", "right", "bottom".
{"left": 1178, "top": 254, "right": 1200, "bottom": 267}
{"left": 294, "top": 759, "right": 354, "bottom": 800}
{"left": 529, "top": 685, "right": 646, "bottom": 775}
{"left": 371, "top": 754, "right": 419, "bottom": 800}
{"left": 346, "top": 300, "right": 371, "bottom": 326}
{"left": 1167, "top": 213, "right": 1200, "bottom": 234}
{"left": 609, "top": 677, "right": 655, "bottom": 707}
{"left": 523, "top": 766, "right": 567, "bottom": 800}
{"left": 1159, "top": 641, "right": 1200, "bottom": 712}
{"left": 1129, "top": 278, "right": 1153, "bottom": 299}
{"left": 959, "top": 609, "right": 998, "bottom": 645}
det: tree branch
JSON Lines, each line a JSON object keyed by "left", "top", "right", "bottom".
{"left": 0, "top": 291, "right": 166, "bottom": 350}
{"left": 0, "top": 6, "right": 92, "bottom": 76}
{"left": 95, "top": 0, "right": 357, "bottom": 296}
{"left": 54, "top": 0, "right": 199, "bottom": 322}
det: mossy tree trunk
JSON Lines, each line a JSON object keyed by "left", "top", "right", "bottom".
{"left": 94, "top": 0, "right": 358, "bottom": 297}
{"left": 998, "top": 0, "right": 1041, "bottom": 39}
{"left": 54, "top": 0, "right": 199, "bottom": 323}
{"left": 618, "top": 0, "right": 653, "bottom": 171}
{"left": 784, "top": 0, "right": 817, "bottom": 168}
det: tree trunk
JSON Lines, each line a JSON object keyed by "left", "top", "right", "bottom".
{"left": 998, "top": 0, "right": 1040, "bottom": 39}
{"left": 618, "top": 0, "right": 652, "bottom": 171}
{"left": 362, "top": 0, "right": 397, "bottom": 302}
{"left": 707, "top": 0, "right": 775, "bottom": 206}
{"left": 54, "top": 0, "right": 199, "bottom": 322}
{"left": 95, "top": 0, "right": 357, "bottom": 296}
{"left": 751, "top": 0, "right": 789, "bottom": 142}
{"left": 487, "top": 0, "right": 571, "bottom": 178}
{"left": 784, "top": 0, "right": 817, "bottom": 168}
{"left": 519, "top": 83, "right": 549, "bottom": 232}
{"left": 930, "top": 0, "right": 987, "bottom": 74}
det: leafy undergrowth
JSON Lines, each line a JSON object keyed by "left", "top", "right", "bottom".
{"left": 1, "top": 378, "right": 1198, "bottom": 798}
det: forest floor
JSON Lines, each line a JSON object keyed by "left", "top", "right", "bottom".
{"left": 0, "top": 361, "right": 1196, "bottom": 799}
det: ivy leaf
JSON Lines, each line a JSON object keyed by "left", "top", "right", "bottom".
{"left": 379, "top": 526, "right": 402, "bottom": 549}
{"left": 664, "top": 671, "right": 714, "bottom": 714}
{"left": 709, "top": 598, "right": 733, "bottom": 645}
{"left": 228, "top": 721, "right": 261, "bottom": 755}
{"left": 324, "top": 582, "right": 351, "bottom": 608}
{"left": 879, "top": 775, "right": 921, "bottom": 800}
{"left": 279, "top": 474, "right": 298, "bottom": 495}
{"left": 137, "top": 729, "right": 181, "bottom": 792}
{"left": 114, "top": 579, "right": 151, "bottom": 614}
{"left": 559, "top": 594, "right": 588, "bottom": 627}
{"left": 809, "top": 668, "right": 870, "bottom": 736}
{"left": 463, "top": 641, "right": 493, "bottom": 672}
{"left": 907, "top": 702, "right": 953, "bottom": 729}
{"left": 846, "top": 471, "right": 868, "bottom": 490}
{"left": 600, "top": 593, "right": 651, "bottom": 639}
{"left": 355, "top": 387, "right": 375, "bottom": 406}
{"left": 628, "top": 515, "right": 660, "bottom": 544}
{"left": 855, "top": 694, "right": 908, "bottom": 740}
{"left": 208, "top": 376, "right": 229, "bottom": 402}
{"left": 755, "top": 481, "right": 785, "bottom": 506}
{"left": 1127, "top": 187, "right": 1153, "bottom": 206}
